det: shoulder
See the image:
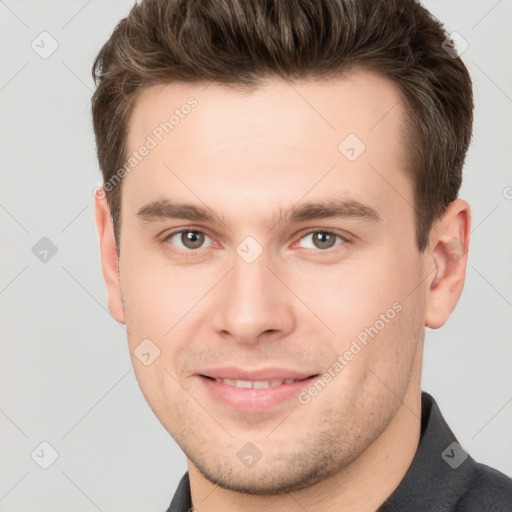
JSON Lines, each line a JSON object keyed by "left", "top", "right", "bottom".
{"left": 453, "top": 461, "right": 512, "bottom": 511}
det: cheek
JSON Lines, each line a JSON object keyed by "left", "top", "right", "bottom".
{"left": 295, "top": 258, "right": 403, "bottom": 331}
{"left": 120, "top": 257, "right": 214, "bottom": 395}
{"left": 294, "top": 251, "right": 423, "bottom": 367}
{"left": 120, "top": 254, "right": 194, "bottom": 339}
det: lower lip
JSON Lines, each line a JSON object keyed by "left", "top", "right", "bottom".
{"left": 198, "top": 375, "right": 318, "bottom": 412}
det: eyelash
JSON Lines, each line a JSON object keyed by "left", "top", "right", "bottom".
{"left": 161, "top": 228, "right": 350, "bottom": 256}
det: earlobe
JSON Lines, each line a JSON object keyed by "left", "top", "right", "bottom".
{"left": 424, "top": 199, "right": 471, "bottom": 329}
{"left": 94, "top": 189, "right": 126, "bottom": 324}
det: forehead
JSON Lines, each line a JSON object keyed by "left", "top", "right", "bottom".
{"left": 128, "top": 69, "right": 405, "bottom": 148}
{"left": 122, "top": 70, "right": 411, "bottom": 228}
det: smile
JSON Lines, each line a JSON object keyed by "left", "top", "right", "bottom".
{"left": 198, "top": 372, "right": 319, "bottom": 412}
{"left": 212, "top": 377, "right": 302, "bottom": 388}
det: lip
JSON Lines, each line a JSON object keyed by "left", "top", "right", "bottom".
{"left": 197, "top": 367, "right": 319, "bottom": 412}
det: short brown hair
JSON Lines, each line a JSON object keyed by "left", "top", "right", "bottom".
{"left": 91, "top": 0, "right": 473, "bottom": 253}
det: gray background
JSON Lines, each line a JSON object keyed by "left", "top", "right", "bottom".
{"left": 1, "top": 0, "right": 511, "bottom": 510}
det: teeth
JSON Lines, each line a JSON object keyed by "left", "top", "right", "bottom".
{"left": 214, "top": 378, "right": 299, "bottom": 388}
{"left": 253, "top": 380, "right": 272, "bottom": 389}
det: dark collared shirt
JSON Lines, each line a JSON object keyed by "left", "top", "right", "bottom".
{"left": 166, "top": 392, "right": 512, "bottom": 511}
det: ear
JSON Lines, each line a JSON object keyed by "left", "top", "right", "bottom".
{"left": 94, "top": 188, "right": 125, "bottom": 324}
{"left": 424, "top": 198, "right": 471, "bottom": 329}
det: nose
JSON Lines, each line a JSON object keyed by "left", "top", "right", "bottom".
{"left": 211, "top": 247, "right": 295, "bottom": 346}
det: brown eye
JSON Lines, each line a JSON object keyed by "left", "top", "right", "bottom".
{"left": 299, "top": 231, "right": 345, "bottom": 250}
{"left": 166, "top": 230, "right": 212, "bottom": 251}
{"left": 181, "top": 230, "right": 205, "bottom": 249}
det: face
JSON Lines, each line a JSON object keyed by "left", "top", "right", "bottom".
{"left": 100, "top": 70, "right": 433, "bottom": 494}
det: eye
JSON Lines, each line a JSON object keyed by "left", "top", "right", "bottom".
{"left": 165, "top": 229, "right": 214, "bottom": 251}
{"left": 297, "top": 230, "right": 346, "bottom": 250}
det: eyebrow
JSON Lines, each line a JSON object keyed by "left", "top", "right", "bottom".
{"left": 136, "top": 197, "right": 382, "bottom": 227}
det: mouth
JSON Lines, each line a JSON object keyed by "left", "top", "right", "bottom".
{"left": 197, "top": 369, "right": 320, "bottom": 412}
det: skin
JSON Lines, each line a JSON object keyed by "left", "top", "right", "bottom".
{"left": 95, "top": 69, "right": 471, "bottom": 512}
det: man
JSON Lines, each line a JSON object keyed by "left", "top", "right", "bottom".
{"left": 91, "top": 0, "right": 512, "bottom": 510}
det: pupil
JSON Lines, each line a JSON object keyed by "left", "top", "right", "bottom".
{"left": 183, "top": 231, "right": 204, "bottom": 249}
{"left": 314, "top": 232, "right": 335, "bottom": 249}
